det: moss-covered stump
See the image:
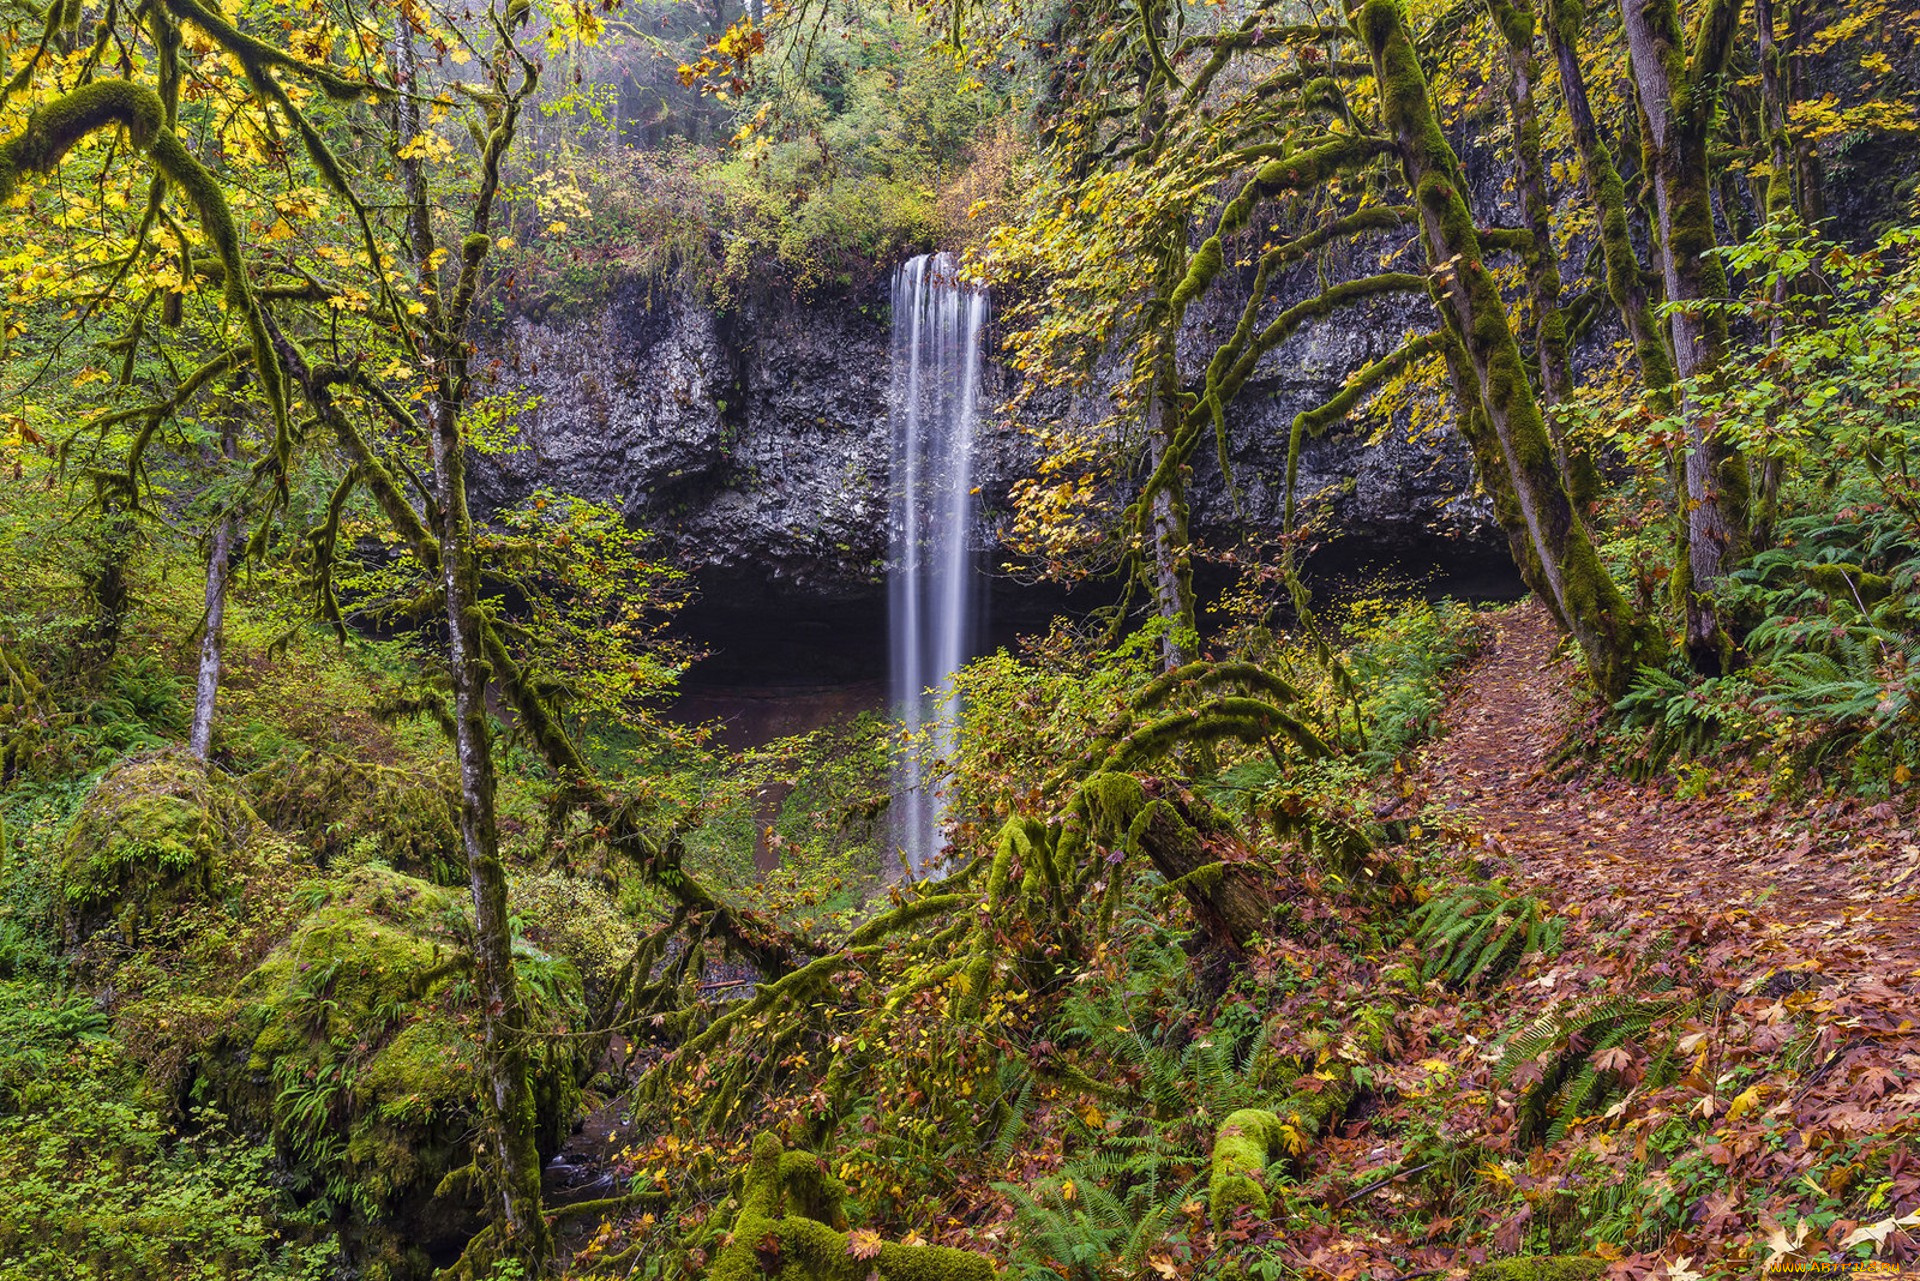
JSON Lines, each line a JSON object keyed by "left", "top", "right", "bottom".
{"left": 59, "top": 750, "right": 254, "bottom": 950}
{"left": 1469, "top": 1258, "right": 1606, "bottom": 1281}
{"left": 710, "top": 1133, "right": 995, "bottom": 1281}
{"left": 201, "top": 864, "right": 587, "bottom": 1280}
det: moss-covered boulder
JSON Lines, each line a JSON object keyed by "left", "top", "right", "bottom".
{"left": 59, "top": 750, "right": 254, "bottom": 949}
{"left": 202, "top": 864, "right": 587, "bottom": 1280}
{"left": 246, "top": 749, "right": 463, "bottom": 885}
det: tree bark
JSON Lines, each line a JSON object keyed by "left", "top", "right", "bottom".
{"left": 1541, "top": 0, "right": 1677, "bottom": 409}
{"left": 189, "top": 425, "right": 239, "bottom": 761}
{"left": 189, "top": 508, "right": 234, "bottom": 761}
{"left": 1132, "top": 791, "right": 1274, "bottom": 954}
{"left": 1784, "top": 0, "right": 1825, "bottom": 228}
{"left": 395, "top": 17, "right": 551, "bottom": 1268}
{"left": 1751, "top": 0, "right": 1794, "bottom": 548}
{"left": 1484, "top": 0, "right": 1596, "bottom": 504}
{"left": 430, "top": 401, "right": 551, "bottom": 1266}
{"left": 1438, "top": 334, "right": 1571, "bottom": 632}
{"left": 1358, "top": 0, "right": 1661, "bottom": 698}
{"left": 1617, "top": 0, "right": 1750, "bottom": 671}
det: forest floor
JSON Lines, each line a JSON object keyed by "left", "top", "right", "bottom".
{"left": 1419, "top": 600, "right": 1920, "bottom": 993}
{"left": 1352, "top": 602, "right": 1920, "bottom": 1278}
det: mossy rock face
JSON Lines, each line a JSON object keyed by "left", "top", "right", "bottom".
{"left": 59, "top": 750, "right": 254, "bottom": 949}
{"left": 202, "top": 864, "right": 587, "bottom": 1280}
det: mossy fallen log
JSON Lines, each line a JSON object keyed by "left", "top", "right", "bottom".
{"left": 1207, "top": 1004, "right": 1396, "bottom": 1226}
{"left": 707, "top": 1133, "right": 994, "bottom": 1281}
{"left": 1208, "top": 1108, "right": 1307, "bottom": 1224}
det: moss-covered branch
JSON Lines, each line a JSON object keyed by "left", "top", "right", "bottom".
{"left": 1284, "top": 331, "right": 1444, "bottom": 536}
{"left": 157, "top": 0, "right": 380, "bottom": 101}
{"left": 0, "top": 79, "right": 290, "bottom": 461}
{"left": 1164, "top": 134, "right": 1395, "bottom": 310}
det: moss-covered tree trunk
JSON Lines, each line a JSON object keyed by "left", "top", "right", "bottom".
{"left": 1541, "top": 0, "right": 1677, "bottom": 409}
{"left": 431, "top": 402, "right": 551, "bottom": 1268}
{"left": 1750, "top": 0, "right": 1795, "bottom": 548}
{"left": 1437, "top": 335, "right": 1571, "bottom": 631}
{"left": 396, "top": 19, "right": 551, "bottom": 1269}
{"left": 1784, "top": 0, "right": 1825, "bottom": 228}
{"left": 1617, "top": 0, "right": 1750, "bottom": 671}
{"left": 1358, "top": 0, "right": 1660, "bottom": 697}
{"left": 1483, "top": 0, "right": 1596, "bottom": 505}
{"left": 1131, "top": 789, "right": 1274, "bottom": 954}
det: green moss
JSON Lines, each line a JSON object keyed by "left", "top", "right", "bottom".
{"left": 247, "top": 750, "right": 462, "bottom": 884}
{"left": 1209, "top": 1107, "right": 1293, "bottom": 1225}
{"left": 59, "top": 750, "right": 252, "bottom": 946}
{"left": 1802, "top": 562, "right": 1893, "bottom": 606}
{"left": 202, "top": 864, "right": 586, "bottom": 1278}
{"left": 710, "top": 1133, "right": 994, "bottom": 1281}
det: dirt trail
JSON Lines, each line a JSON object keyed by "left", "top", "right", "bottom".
{"left": 1417, "top": 601, "right": 1920, "bottom": 988}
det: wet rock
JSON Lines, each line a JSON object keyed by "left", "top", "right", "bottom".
{"left": 473, "top": 271, "right": 1507, "bottom": 614}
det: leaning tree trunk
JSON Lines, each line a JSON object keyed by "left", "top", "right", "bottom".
{"left": 1542, "top": 0, "right": 1678, "bottom": 410}
{"left": 1358, "top": 0, "right": 1662, "bottom": 698}
{"left": 1783, "top": 0, "right": 1825, "bottom": 230}
{"left": 1437, "top": 334, "right": 1571, "bottom": 632}
{"left": 1617, "top": 0, "right": 1750, "bottom": 672}
{"left": 1131, "top": 784, "right": 1276, "bottom": 955}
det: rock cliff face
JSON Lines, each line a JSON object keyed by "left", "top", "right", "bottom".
{"left": 475, "top": 269, "right": 1508, "bottom": 627}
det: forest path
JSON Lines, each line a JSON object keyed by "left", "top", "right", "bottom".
{"left": 1415, "top": 601, "right": 1920, "bottom": 991}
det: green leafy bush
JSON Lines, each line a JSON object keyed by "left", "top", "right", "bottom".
{"left": 0, "top": 978, "right": 337, "bottom": 1280}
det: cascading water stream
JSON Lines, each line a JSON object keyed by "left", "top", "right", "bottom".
{"left": 888, "top": 253, "right": 988, "bottom": 876}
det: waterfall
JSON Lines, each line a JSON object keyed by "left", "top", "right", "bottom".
{"left": 888, "top": 252, "right": 988, "bottom": 876}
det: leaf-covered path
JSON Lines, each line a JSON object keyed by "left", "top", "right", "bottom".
{"left": 1419, "top": 601, "right": 1920, "bottom": 990}
{"left": 1380, "top": 603, "right": 1920, "bottom": 1276}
